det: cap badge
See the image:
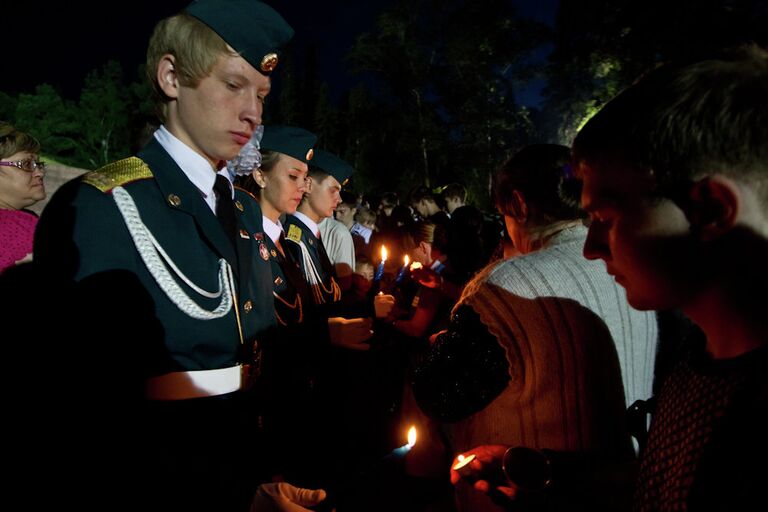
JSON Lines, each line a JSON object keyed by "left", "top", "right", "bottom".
{"left": 261, "top": 53, "right": 279, "bottom": 73}
{"left": 306, "top": 148, "right": 314, "bottom": 161}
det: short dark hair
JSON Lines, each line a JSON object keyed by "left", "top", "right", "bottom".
{"left": 339, "top": 190, "right": 357, "bottom": 207}
{"left": 494, "top": 144, "right": 585, "bottom": 223}
{"left": 380, "top": 192, "right": 399, "bottom": 207}
{"left": 307, "top": 165, "right": 330, "bottom": 182}
{"left": 573, "top": 44, "right": 768, "bottom": 206}
{"left": 409, "top": 185, "right": 436, "bottom": 205}
{"left": 442, "top": 183, "right": 466, "bottom": 202}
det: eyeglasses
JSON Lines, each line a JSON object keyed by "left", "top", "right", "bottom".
{"left": 0, "top": 159, "right": 46, "bottom": 172}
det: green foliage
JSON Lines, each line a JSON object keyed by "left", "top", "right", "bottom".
{"left": 0, "top": 91, "right": 17, "bottom": 122}
{"left": 343, "top": 0, "right": 547, "bottom": 205}
{"left": 12, "top": 62, "right": 139, "bottom": 169}
{"left": 76, "top": 61, "right": 132, "bottom": 169}
{"left": 541, "top": 0, "right": 768, "bottom": 145}
{"left": 14, "top": 84, "right": 82, "bottom": 166}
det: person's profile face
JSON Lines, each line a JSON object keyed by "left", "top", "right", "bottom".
{"left": 579, "top": 161, "right": 702, "bottom": 311}
{"left": 260, "top": 154, "right": 308, "bottom": 216}
{"left": 0, "top": 150, "right": 46, "bottom": 209}
{"left": 307, "top": 175, "right": 342, "bottom": 219}
{"left": 445, "top": 196, "right": 461, "bottom": 213}
{"left": 412, "top": 200, "right": 429, "bottom": 218}
{"left": 335, "top": 204, "right": 356, "bottom": 226}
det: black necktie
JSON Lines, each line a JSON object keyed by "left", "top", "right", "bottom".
{"left": 276, "top": 231, "right": 286, "bottom": 257}
{"left": 214, "top": 174, "right": 237, "bottom": 250}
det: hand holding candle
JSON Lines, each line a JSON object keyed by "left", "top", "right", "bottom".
{"left": 452, "top": 453, "right": 477, "bottom": 479}
{"left": 374, "top": 291, "right": 396, "bottom": 319}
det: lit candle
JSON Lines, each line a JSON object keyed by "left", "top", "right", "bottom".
{"left": 385, "top": 425, "right": 418, "bottom": 459}
{"left": 314, "top": 425, "right": 418, "bottom": 511}
{"left": 395, "top": 254, "right": 410, "bottom": 284}
{"left": 452, "top": 453, "right": 476, "bottom": 478}
{"left": 373, "top": 245, "right": 388, "bottom": 283}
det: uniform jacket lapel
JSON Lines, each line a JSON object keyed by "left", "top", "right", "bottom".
{"left": 137, "top": 140, "right": 240, "bottom": 273}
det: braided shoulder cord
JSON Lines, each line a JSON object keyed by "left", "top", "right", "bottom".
{"left": 112, "top": 186, "right": 234, "bottom": 320}
{"left": 286, "top": 238, "right": 329, "bottom": 304}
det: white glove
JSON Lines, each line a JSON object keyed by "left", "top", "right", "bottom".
{"left": 250, "top": 482, "right": 327, "bottom": 512}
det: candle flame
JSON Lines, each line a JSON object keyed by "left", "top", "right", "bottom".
{"left": 457, "top": 454, "right": 466, "bottom": 463}
{"left": 404, "top": 254, "right": 410, "bottom": 266}
{"left": 380, "top": 245, "right": 388, "bottom": 262}
{"left": 409, "top": 261, "right": 423, "bottom": 271}
{"left": 407, "top": 426, "right": 417, "bottom": 447}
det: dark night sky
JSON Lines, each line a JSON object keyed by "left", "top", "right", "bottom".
{"left": 6, "top": 0, "right": 557, "bottom": 106}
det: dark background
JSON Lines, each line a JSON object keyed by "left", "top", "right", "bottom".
{"left": 5, "top": 0, "right": 556, "bottom": 105}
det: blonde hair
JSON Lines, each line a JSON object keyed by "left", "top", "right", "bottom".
{"left": 146, "top": 13, "right": 231, "bottom": 123}
{"left": 401, "top": 221, "right": 435, "bottom": 252}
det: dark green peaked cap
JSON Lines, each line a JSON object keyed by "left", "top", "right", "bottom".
{"left": 186, "top": 0, "right": 293, "bottom": 75}
{"left": 260, "top": 125, "right": 317, "bottom": 163}
{"left": 312, "top": 149, "right": 354, "bottom": 185}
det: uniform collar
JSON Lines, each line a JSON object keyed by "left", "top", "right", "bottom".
{"left": 263, "top": 215, "right": 284, "bottom": 244}
{"left": 154, "top": 126, "right": 221, "bottom": 209}
{"left": 293, "top": 210, "right": 319, "bottom": 238}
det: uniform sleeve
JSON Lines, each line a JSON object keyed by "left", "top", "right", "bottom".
{"left": 411, "top": 304, "right": 510, "bottom": 423}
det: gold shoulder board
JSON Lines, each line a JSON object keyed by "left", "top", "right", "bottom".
{"left": 82, "top": 157, "right": 153, "bottom": 193}
{"left": 287, "top": 223, "right": 302, "bottom": 242}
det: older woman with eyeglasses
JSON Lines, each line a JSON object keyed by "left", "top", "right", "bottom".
{"left": 0, "top": 122, "right": 46, "bottom": 272}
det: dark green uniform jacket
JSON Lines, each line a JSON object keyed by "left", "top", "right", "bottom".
{"left": 33, "top": 138, "right": 276, "bottom": 511}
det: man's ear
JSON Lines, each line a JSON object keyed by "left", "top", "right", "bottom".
{"left": 508, "top": 190, "right": 528, "bottom": 223}
{"left": 304, "top": 176, "right": 314, "bottom": 194}
{"left": 686, "top": 176, "right": 740, "bottom": 241}
{"left": 157, "top": 54, "right": 180, "bottom": 99}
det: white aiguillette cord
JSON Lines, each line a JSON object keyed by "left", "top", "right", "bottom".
{"left": 112, "top": 186, "right": 235, "bottom": 320}
{"left": 285, "top": 237, "right": 334, "bottom": 304}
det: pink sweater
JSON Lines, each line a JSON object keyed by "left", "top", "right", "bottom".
{"left": 0, "top": 209, "right": 37, "bottom": 273}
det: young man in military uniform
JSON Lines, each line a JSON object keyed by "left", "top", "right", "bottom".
{"left": 32, "top": 1, "right": 326, "bottom": 510}
{"left": 284, "top": 150, "right": 352, "bottom": 306}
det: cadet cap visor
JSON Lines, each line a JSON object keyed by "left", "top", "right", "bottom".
{"left": 312, "top": 149, "right": 354, "bottom": 185}
{"left": 260, "top": 125, "right": 317, "bottom": 163}
{"left": 186, "top": 0, "right": 293, "bottom": 75}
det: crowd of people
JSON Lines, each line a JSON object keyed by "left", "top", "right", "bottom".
{"left": 1, "top": 0, "right": 765, "bottom": 511}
